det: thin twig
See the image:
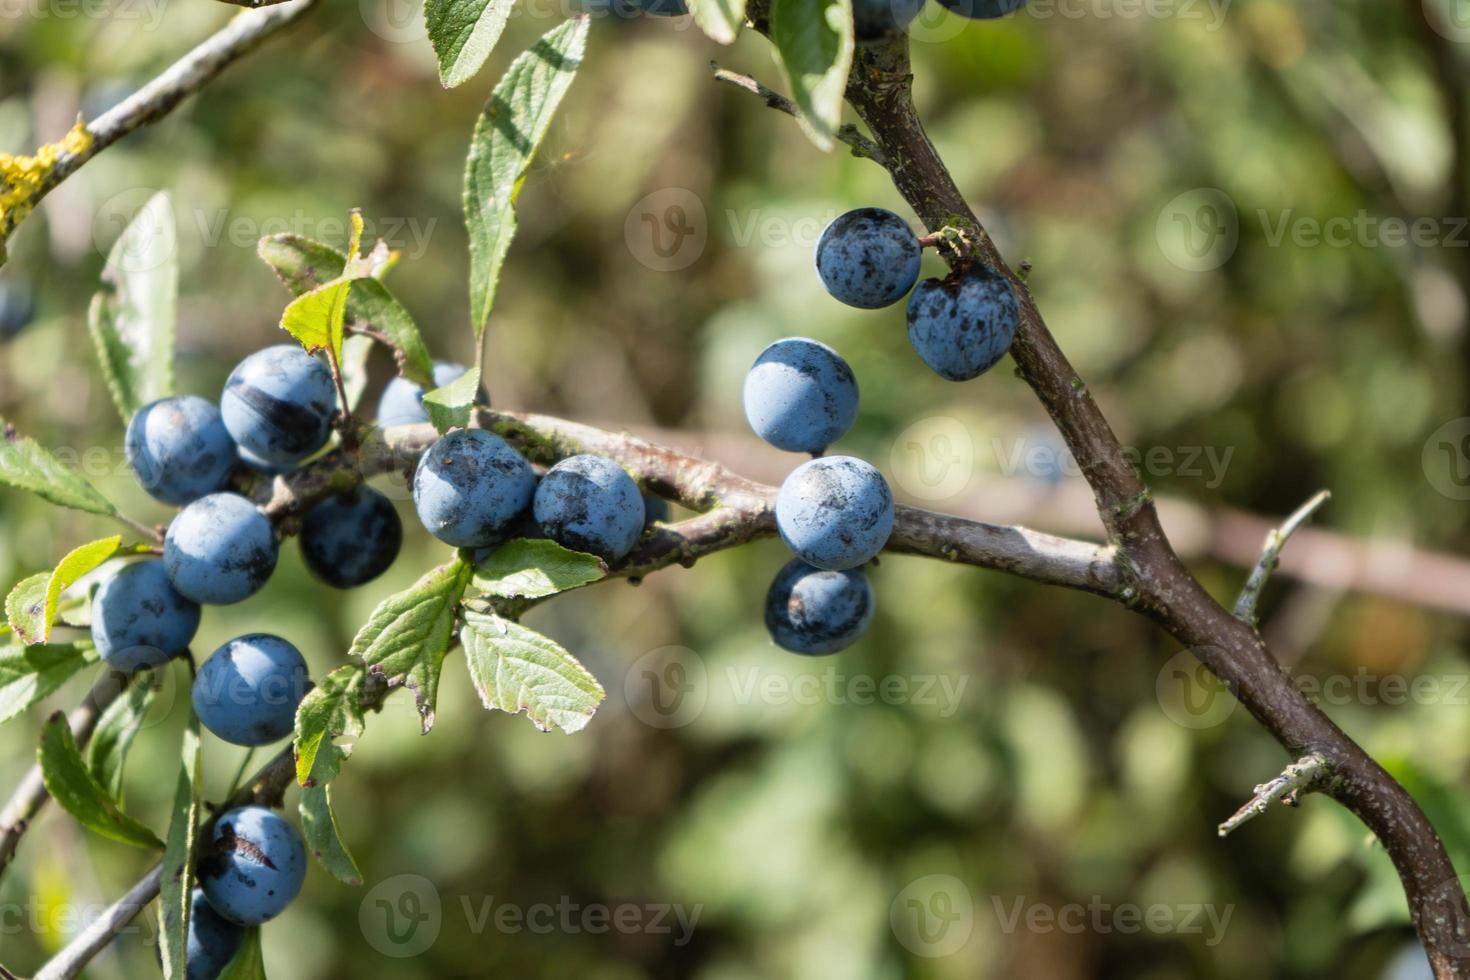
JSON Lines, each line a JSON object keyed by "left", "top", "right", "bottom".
{"left": 710, "top": 65, "right": 888, "bottom": 166}
{"left": 1218, "top": 754, "right": 1331, "bottom": 837}
{"left": 1233, "top": 490, "right": 1331, "bottom": 625}
{"left": 1, "top": 0, "right": 317, "bottom": 257}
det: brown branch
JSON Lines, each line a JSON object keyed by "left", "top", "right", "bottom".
{"left": 710, "top": 66, "right": 888, "bottom": 166}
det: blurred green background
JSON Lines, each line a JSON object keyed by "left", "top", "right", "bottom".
{"left": 3, "top": 0, "right": 1470, "bottom": 976}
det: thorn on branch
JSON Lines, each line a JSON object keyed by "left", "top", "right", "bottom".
{"left": 1218, "top": 753, "right": 1330, "bottom": 837}
{"left": 709, "top": 64, "right": 889, "bottom": 167}
{"left": 1233, "top": 489, "right": 1331, "bottom": 626}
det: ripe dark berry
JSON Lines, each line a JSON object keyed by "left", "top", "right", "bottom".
{"left": 299, "top": 488, "right": 402, "bottom": 588}
{"left": 533, "top": 454, "right": 646, "bottom": 561}
{"left": 853, "top": 0, "right": 925, "bottom": 40}
{"left": 937, "top": 0, "right": 1026, "bottom": 18}
{"left": 743, "top": 338, "right": 859, "bottom": 454}
{"left": 125, "top": 396, "right": 237, "bottom": 505}
{"left": 164, "top": 493, "right": 279, "bottom": 605}
{"left": 220, "top": 345, "right": 337, "bottom": 466}
{"left": 905, "top": 267, "right": 1019, "bottom": 381}
{"left": 199, "top": 806, "right": 306, "bottom": 926}
{"left": 412, "top": 429, "right": 536, "bottom": 548}
{"left": 192, "top": 634, "right": 310, "bottom": 747}
{"left": 775, "top": 456, "right": 894, "bottom": 570}
{"left": 91, "top": 560, "right": 200, "bottom": 672}
{"left": 764, "top": 558, "right": 875, "bottom": 654}
{"left": 815, "top": 207, "right": 922, "bottom": 309}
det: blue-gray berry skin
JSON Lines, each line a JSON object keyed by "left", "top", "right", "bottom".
{"left": 299, "top": 488, "right": 402, "bottom": 588}
{"left": 743, "top": 338, "right": 859, "bottom": 454}
{"left": 91, "top": 560, "right": 200, "bottom": 672}
{"left": 220, "top": 345, "right": 337, "bottom": 465}
{"left": 905, "top": 267, "right": 1019, "bottom": 381}
{"left": 854, "top": 0, "right": 925, "bottom": 39}
{"left": 533, "top": 454, "right": 645, "bottom": 561}
{"left": 376, "top": 361, "right": 485, "bottom": 427}
{"left": 775, "top": 456, "right": 894, "bottom": 570}
{"left": 764, "top": 559, "right": 875, "bottom": 655}
{"left": 413, "top": 430, "right": 536, "bottom": 548}
{"left": 937, "top": 0, "right": 1025, "bottom": 17}
{"left": 200, "top": 806, "right": 306, "bottom": 926}
{"left": 125, "top": 396, "right": 238, "bottom": 505}
{"left": 164, "top": 494, "right": 279, "bottom": 605}
{"left": 182, "top": 888, "right": 243, "bottom": 980}
{"left": 815, "top": 208, "right": 922, "bottom": 309}
{"left": 237, "top": 445, "right": 295, "bottom": 476}
{"left": 192, "top": 634, "right": 309, "bottom": 746}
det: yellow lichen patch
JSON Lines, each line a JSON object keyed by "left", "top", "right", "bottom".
{"left": 0, "top": 119, "right": 94, "bottom": 240}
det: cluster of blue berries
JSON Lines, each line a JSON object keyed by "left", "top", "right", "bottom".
{"left": 816, "top": 207, "right": 1021, "bottom": 381}
{"left": 742, "top": 338, "right": 887, "bottom": 655}
{"left": 741, "top": 205, "right": 1021, "bottom": 654}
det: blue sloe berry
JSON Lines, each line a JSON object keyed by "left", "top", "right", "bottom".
{"left": 937, "top": 0, "right": 1026, "bottom": 17}
{"left": 192, "top": 634, "right": 310, "bottom": 747}
{"left": 91, "top": 560, "right": 200, "bottom": 672}
{"left": 182, "top": 888, "right": 244, "bottom": 980}
{"left": 299, "top": 488, "right": 402, "bottom": 588}
{"left": 376, "top": 361, "right": 485, "bottom": 428}
{"left": 412, "top": 430, "right": 536, "bottom": 548}
{"left": 853, "top": 0, "right": 925, "bottom": 40}
{"left": 905, "top": 267, "right": 1019, "bottom": 381}
{"left": 743, "top": 337, "right": 859, "bottom": 454}
{"left": 764, "top": 558, "right": 875, "bottom": 654}
{"left": 775, "top": 456, "right": 894, "bottom": 570}
{"left": 199, "top": 806, "right": 306, "bottom": 926}
{"left": 815, "top": 207, "right": 922, "bottom": 309}
{"left": 125, "top": 396, "right": 238, "bottom": 505}
{"left": 533, "top": 454, "right": 645, "bottom": 561}
{"left": 164, "top": 493, "right": 278, "bottom": 604}
{"left": 220, "top": 345, "right": 337, "bottom": 465}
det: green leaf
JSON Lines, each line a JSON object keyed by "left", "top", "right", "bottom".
{"left": 257, "top": 234, "right": 434, "bottom": 387}
{"left": 426, "top": 0, "right": 514, "bottom": 88}
{"left": 0, "top": 421, "right": 117, "bottom": 516}
{"left": 280, "top": 279, "right": 352, "bottom": 364}
{"left": 158, "top": 715, "right": 201, "bottom": 980}
{"left": 5, "top": 572, "right": 47, "bottom": 643}
{"left": 689, "top": 0, "right": 745, "bottom": 44}
{"left": 471, "top": 538, "right": 605, "bottom": 599}
{"left": 38, "top": 711, "right": 163, "bottom": 849}
{"left": 301, "top": 780, "right": 362, "bottom": 885}
{"left": 87, "top": 676, "right": 159, "bottom": 801}
{"left": 769, "top": 0, "right": 854, "bottom": 151}
{"left": 0, "top": 641, "right": 95, "bottom": 725}
{"left": 421, "top": 365, "right": 481, "bottom": 433}
{"left": 350, "top": 560, "right": 471, "bottom": 733}
{"left": 87, "top": 190, "right": 177, "bottom": 423}
{"left": 340, "top": 333, "right": 376, "bottom": 413}
{"left": 460, "top": 608, "right": 604, "bottom": 733}
{"left": 293, "top": 664, "right": 366, "bottom": 787}
{"left": 217, "top": 928, "right": 267, "bottom": 980}
{"left": 465, "top": 16, "right": 590, "bottom": 339}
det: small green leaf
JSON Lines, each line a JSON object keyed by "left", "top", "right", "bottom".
{"left": 0, "top": 641, "right": 95, "bottom": 725}
{"left": 769, "top": 0, "right": 854, "bottom": 151}
{"left": 421, "top": 366, "right": 481, "bottom": 433}
{"left": 87, "top": 191, "right": 177, "bottom": 423}
{"left": 460, "top": 608, "right": 604, "bottom": 733}
{"left": 5, "top": 572, "right": 47, "bottom": 644}
{"left": 41, "top": 536, "right": 121, "bottom": 644}
{"left": 280, "top": 279, "right": 352, "bottom": 364}
{"left": 689, "top": 0, "right": 745, "bottom": 44}
{"left": 0, "top": 421, "right": 117, "bottom": 516}
{"left": 465, "top": 17, "right": 590, "bottom": 339}
{"left": 158, "top": 714, "right": 201, "bottom": 980}
{"left": 217, "top": 928, "right": 267, "bottom": 980}
{"left": 293, "top": 664, "right": 366, "bottom": 787}
{"left": 39, "top": 711, "right": 163, "bottom": 849}
{"left": 471, "top": 538, "right": 605, "bottom": 599}
{"left": 301, "top": 781, "right": 362, "bottom": 885}
{"left": 257, "top": 235, "right": 434, "bottom": 387}
{"left": 350, "top": 560, "right": 471, "bottom": 733}
{"left": 426, "top": 0, "right": 514, "bottom": 88}
{"left": 87, "top": 676, "right": 159, "bottom": 801}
